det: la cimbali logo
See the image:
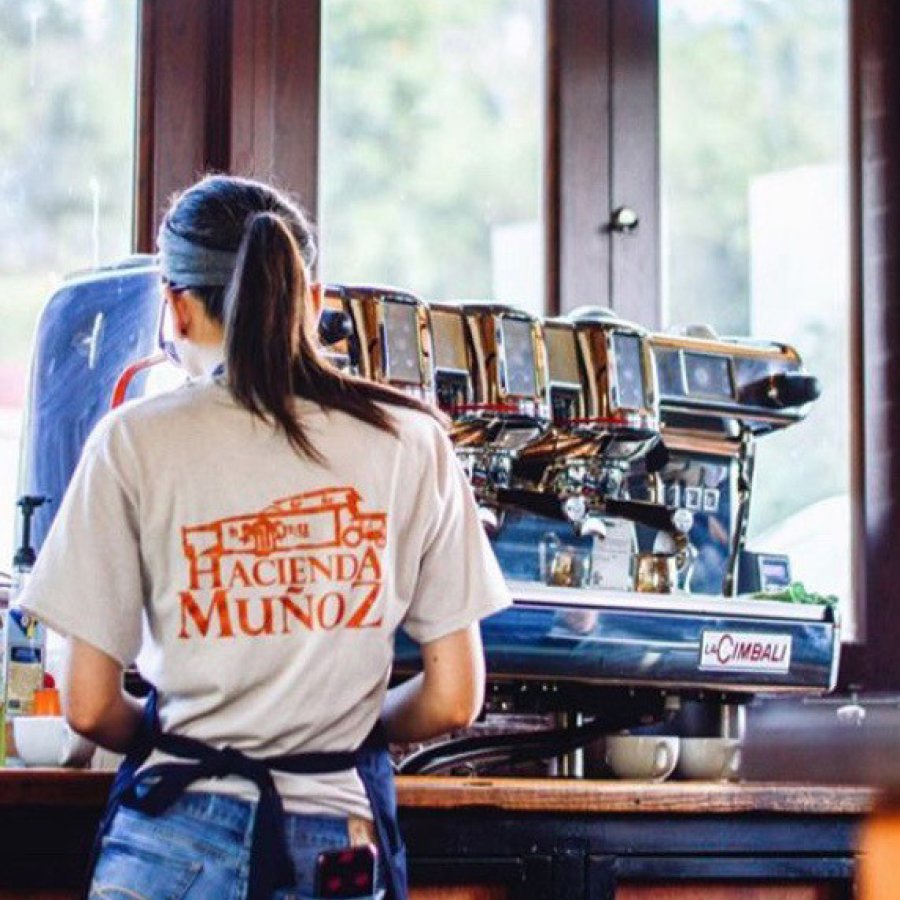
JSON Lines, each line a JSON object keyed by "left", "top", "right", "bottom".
{"left": 178, "top": 488, "right": 387, "bottom": 639}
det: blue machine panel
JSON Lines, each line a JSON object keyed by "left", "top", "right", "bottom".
{"left": 18, "top": 257, "right": 161, "bottom": 552}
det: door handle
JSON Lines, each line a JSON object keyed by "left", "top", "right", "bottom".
{"left": 610, "top": 206, "right": 640, "bottom": 233}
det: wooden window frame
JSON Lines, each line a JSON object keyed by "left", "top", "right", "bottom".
{"left": 135, "top": 0, "right": 900, "bottom": 689}
{"left": 135, "top": 0, "right": 320, "bottom": 250}
{"left": 841, "top": 0, "right": 900, "bottom": 689}
{"left": 549, "top": 0, "right": 890, "bottom": 689}
{"left": 548, "top": 0, "right": 660, "bottom": 325}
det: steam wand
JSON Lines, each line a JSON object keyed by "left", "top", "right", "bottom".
{"left": 723, "top": 428, "right": 756, "bottom": 597}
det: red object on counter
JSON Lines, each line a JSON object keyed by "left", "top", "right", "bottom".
{"left": 33, "top": 687, "right": 62, "bottom": 716}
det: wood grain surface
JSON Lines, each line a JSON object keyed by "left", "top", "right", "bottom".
{"left": 0, "top": 770, "right": 875, "bottom": 815}
{"left": 394, "top": 776, "right": 876, "bottom": 815}
{"left": 0, "top": 769, "right": 112, "bottom": 807}
{"left": 409, "top": 890, "right": 509, "bottom": 900}
{"left": 0, "top": 893, "right": 80, "bottom": 900}
{"left": 615, "top": 886, "right": 842, "bottom": 900}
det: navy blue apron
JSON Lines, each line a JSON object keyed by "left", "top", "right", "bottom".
{"left": 87, "top": 689, "right": 407, "bottom": 900}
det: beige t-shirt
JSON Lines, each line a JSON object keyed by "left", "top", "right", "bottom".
{"left": 19, "top": 376, "right": 511, "bottom": 818}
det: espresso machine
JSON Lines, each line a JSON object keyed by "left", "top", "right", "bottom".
{"left": 17, "top": 261, "right": 841, "bottom": 778}
{"left": 331, "top": 296, "right": 836, "bottom": 773}
{"left": 395, "top": 306, "right": 834, "bottom": 773}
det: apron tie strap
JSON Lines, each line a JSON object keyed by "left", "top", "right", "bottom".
{"left": 87, "top": 690, "right": 406, "bottom": 900}
{"left": 121, "top": 741, "right": 294, "bottom": 897}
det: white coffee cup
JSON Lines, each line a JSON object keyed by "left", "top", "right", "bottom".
{"left": 676, "top": 737, "right": 742, "bottom": 781}
{"left": 605, "top": 735, "right": 679, "bottom": 781}
{"left": 13, "top": 716, "right": 96, "bottom": 768}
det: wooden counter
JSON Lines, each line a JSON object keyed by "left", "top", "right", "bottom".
{"left": 0, "top": 768, "right": 877, "bottom": 814}
{"left": 0, "top": 768, "right": 112, "bottom": 806}
{"left": 397, "top": 776, "right": 876, "bottom": 816}
{"left": 398, "top": 778, "right": 871, "bottom": 899}
{"left": 0, "top": 770, "right": 875, "bottom": 899}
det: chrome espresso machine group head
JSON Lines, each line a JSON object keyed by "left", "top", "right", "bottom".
{"left": 431, "top": 302, "right": 551, "bottom": 532}
{"left": 510, "top": 308, "right": 689, "bottom": 550}
{"left": 323, "top": 284, "right": 434, "bottom": 402}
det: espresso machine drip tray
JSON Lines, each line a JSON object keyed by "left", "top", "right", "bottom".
{"left": 394, "top": 581, "right": 839, "bottom": 697}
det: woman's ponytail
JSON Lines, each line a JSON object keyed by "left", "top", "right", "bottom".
{"left": 163, "top": 174, "right": 443, "bottom": 461}
{"left": 224, "top": 211, "right": 316, "bottom": 457}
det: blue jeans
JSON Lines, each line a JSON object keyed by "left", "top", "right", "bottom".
{"left": 88, "top": 791, "right": 385, "bottom": 900}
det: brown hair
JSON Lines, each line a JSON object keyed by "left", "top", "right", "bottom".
{"left": 163, "top": 175, "right": 440, "bottom": 459}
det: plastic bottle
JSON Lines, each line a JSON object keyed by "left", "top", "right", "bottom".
{"left": 4, "top": 497, "right": 49, "bottom": 725}
{"left": 0, "top": 579, "right": 8, "bottom": 765}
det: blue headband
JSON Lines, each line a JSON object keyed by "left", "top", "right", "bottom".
{"left": 156, "top": 220, "right": 238, "bottom": 288}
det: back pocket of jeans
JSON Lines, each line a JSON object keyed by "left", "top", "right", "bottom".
{"left": 89, "top": 838, "right": 203, "bottom": 900}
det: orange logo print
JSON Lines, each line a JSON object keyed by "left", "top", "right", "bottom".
{"left": 178, "top": 488, "right": 387, "bottom": 640}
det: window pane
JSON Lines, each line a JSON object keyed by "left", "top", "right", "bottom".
{"left": 0, "top": 0, "right": 139, "bottom": 568}
{"left": 660, "top": 2, "right": 853, "bottom": 632}
{"left": 320, "top": 0, "right": 546, "bottom": 315}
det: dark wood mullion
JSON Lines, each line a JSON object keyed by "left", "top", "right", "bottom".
{"left": 134, "top": 0, "right": 156, "bottom": 253}
{"left": 608, "top": 0, "right": 661, "bottom": 328}
{"left": 544, "top": 0, "right": 560, "bottom": 317}
{"left": 206, "top": 0, "right": 233, "bottom": 174}
{"left": 843, "top": 0, "right": 900, "bottom": 689}
{"left": 229, "top": 0, "right": 273, "bottom": 182}
{"left": 553, "top": 0, "right": 613, "bottom": 315}
{"left": 229, "top": 0, "right": 321, "bottom": 219}
{"left": 840, "top": 0, "right": 870, "bottom": 687}
{"left": 134, "top": 0, "right": 226, "bottom": 250}
{"left": 276, "top": 0, "right": 321, "bottom": 218}
{"left": 153, "top": 0, "right": 221, "bottom": 232}
{"left": 135, "top": 0, "right": 321, "bottom": 250}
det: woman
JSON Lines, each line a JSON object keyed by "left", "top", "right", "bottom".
{"left": 18, "top": 175, "right": 511, "bottom": 899}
